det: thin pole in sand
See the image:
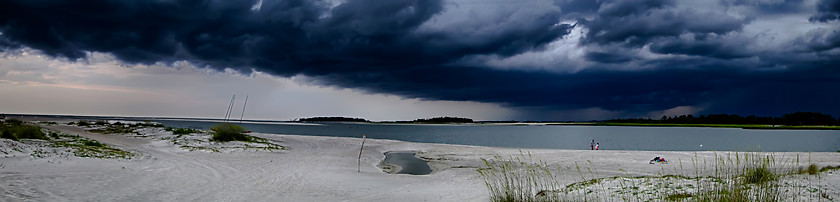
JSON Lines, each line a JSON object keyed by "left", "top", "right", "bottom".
{"left": 239, "top": 95, "right": 248, "bottom": 123}
{"left": 358, "top": 134, "right": 366, "bottom": 172}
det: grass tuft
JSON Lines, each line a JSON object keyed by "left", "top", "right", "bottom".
{"left": 0, "top": 119, "right": 48, "bottom": 140}
{"left": 477, "top": 154, "right": 564, "bottom": 202}
{"left": 476, "top": 151, "right": 823, "bottom": 201}
{"left": 806, "top": 164, "right": 819, "bottom": 175}
{"left": 165, "top": 127, "right": 200, "bottom": 135}
{"left": 742, "top": 166, "right": 776, "bottom": 184}
{"left": 210, "top": 123, "right": 251, "bottom": 142}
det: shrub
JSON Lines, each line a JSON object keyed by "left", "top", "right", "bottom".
{"left": 1, "top": 130, "right": 17, "bottom": 141}
{"left": 5, "top": 119, "right": 23, "bottom": 125}
{"left": 211, "top": 123, "right": 251, "bottom": 142}
{"left": 0, "top": 121, "right": 48, "bottom": 140}
{"left": 83, "top": 139, "right": 104, "bottom": 147}
{"left": 14, "top": 125, "right": 48, "bottom": 140}
{"left": 807, "top": 164, "right": 819, "bottom": 175}
{"left": 77, "top": 120, "right": 91, "bottom": 126}
{"left": 166, "top": 127, "right": 199, "bottom": 135}
{"left": 49, "top": 132, "right": 60, "bottom": 139}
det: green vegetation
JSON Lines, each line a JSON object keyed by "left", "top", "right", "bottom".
{"left": 165, "top": 127, "right": 200, "bottom": 135}
{"left": 211, "top": 123, "right": 251, "bottom": 142}
{"left": 605, "top": 112, "right": 840, "bottom": 128}
{"left": 50, "top": 133, "right": 134, "bottom": 159}
{"left": 819, "top": 165, "right": 840, "bottom": 172}
{"left": 89, "top": 124, "right": 136, "bottom": 134}
{"left": 477, "top": 154, "right": 562, "bottom": 202}
{"left": 477, "top": 152, "right": 826, "bottom": 201}
{"left": 75, "top": 120, "right": 92, "bottom": 126}
{"left": 0, "top": 119, "right": 48, "bottom": 141}
{"left": 805, "top": 164, "right": 820, "bottom": 175}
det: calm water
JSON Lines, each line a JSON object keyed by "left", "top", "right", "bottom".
{"left": 150, "top": 119, "right": 840, "bottom": 152}
{"left": 383, "top": 152, "right": 433, "bottom": 175}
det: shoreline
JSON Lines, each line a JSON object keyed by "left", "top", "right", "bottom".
{"left": 9, "top": 113, "right": 839, "bottom": 130}
{"left": 2, "top": 117, "right": 839, "bottom": 201}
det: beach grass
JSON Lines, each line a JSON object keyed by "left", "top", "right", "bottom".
{"left": 49, "top": 133, "right": 135, "bottom": 159}
{"left": 478, "top": 152, "right": 830, "bottom": 201}
{"left": 477, "top": 153, "right": 563, "bottom": 202}
{"left": 0, "top": 119, "right": 48, "bottom": 141}
{"left": 165, "top": 127, "right": 200, "bottom": 135}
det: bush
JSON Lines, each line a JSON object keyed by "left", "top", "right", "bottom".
{"left": 5, "top": 119, "right": 23, "bottom": 126}
{"left": 807, "top": 164, "right": 819, "bottom": 175}
{"left": 165, "top": 127, "right": 200, "bottom": 135}
{"left": 1, "top": 130, "right": 17, "bottom": 141}
{"left": 83, "top": 139, "right": 104, "bottom": 147}
{"left": 211, "top": 123, "right": 251, "bottom": 142}
{"left": 14, "top": 125, "right": 48, "bottom": 140}
{"left": 0, "top": 120, "right": 48, "bottom": 140}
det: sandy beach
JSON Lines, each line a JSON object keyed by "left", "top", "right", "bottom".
{"left": 2, "top": 117, "right": 839, "bottom": 201}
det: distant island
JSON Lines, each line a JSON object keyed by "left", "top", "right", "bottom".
{"left": 297, "top": 117, "right": 369, "bottom": 122}
{"left": 296, "top": 112, "right": 840, "bottom": 129}
{"left": 295, "top": 116, "right": 474, "bottom": 124}
{"left": 588, "top": 112, "right": 840, "bottom": 130}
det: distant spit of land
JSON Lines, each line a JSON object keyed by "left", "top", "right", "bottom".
{"left": 292, "top": 112, "right": 840, "bottom": 130}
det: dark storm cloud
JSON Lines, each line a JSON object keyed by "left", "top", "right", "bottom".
{"left": 796, "top": 28, "right": 840, "bottom": 52}
{"left": 1, "top": 0, "right": 840, "bottom": 119}
{"left": 810, "top": 0, "right": 840, "bottom": 22}
{"left": 583, "top": 51, "right": 634, "bottom": 63}
{"left": 579, "top": 0, "right": 747, "bottom": 47}
{"left": 0, "top": 0, "right": 568, "bottom": 73}
{"left": 648, "top": 36, "right": 753, "bottom": 59}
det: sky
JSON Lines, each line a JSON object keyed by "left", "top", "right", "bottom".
{"left": 1, "top": 0, "right": 839, "bottom": 121}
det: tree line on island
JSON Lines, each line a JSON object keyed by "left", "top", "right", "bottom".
{"left": 296, "top": 116, "right": 474, "bottom": 123}
{"left": 294, "top": 112, "right": 839, "bottom": 126}
{"left": 607, "top": 112, "right": 840, "bottom": 126}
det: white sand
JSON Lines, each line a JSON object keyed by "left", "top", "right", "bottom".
{"left": 2, "top": 119, "right": 839, "bottom": 201}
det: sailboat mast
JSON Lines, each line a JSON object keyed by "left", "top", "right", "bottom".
{"left": 225, "top": 94, "right": 235, "bottom": 122}
{"left": 239, "top": 95, "right": 248, "bottom": 123}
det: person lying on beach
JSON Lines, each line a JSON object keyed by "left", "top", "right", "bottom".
{"left": 649, "top": 156, "right": 667, "bottom": 164}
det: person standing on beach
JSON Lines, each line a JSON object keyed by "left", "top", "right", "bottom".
{"left": 590, "top": 140, "right": 595, "bottom": 150}
{"left": 595, "top": 143, "right": 600, "bottom": 150}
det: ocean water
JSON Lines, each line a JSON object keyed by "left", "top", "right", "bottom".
{"left": 150, "top": 119, "right": 840, "bottom": 152}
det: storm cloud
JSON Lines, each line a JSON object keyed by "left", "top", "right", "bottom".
{"left": 1, "top": 0, "right": 840, "bottom": 118}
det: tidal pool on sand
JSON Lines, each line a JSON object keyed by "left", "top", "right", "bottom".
{"left": 383, "top": 152, "right": 432, "bottom": 175}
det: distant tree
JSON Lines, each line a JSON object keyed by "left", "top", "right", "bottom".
{"left": 607, "top": 112, "right": 837, "bottom": 126}
{"left": 782, "top": 112, "right": 837, "bottom": 126}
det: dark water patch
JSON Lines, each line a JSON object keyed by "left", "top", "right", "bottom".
{"left": 383, "top": 152, "right": 432, "bottom": 175}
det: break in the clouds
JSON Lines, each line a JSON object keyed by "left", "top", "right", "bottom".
{"left": 1, "top": 0, "right": 840, "bottom": 119}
